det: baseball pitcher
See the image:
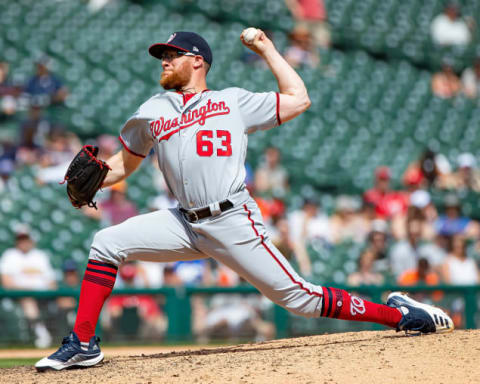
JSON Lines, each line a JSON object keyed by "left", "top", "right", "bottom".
{"left": 36, "top": 30, "right": 453, "bottom": 371}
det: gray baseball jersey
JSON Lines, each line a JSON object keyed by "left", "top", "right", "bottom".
{"left": 119, "top": 88, "right": 279, "bottom": 209}
{"left": 90, "top": 88, "right": 324, "bottom": 319}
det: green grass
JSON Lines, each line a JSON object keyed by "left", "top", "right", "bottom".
{"left": 0, "top": 358, "right": 37, "bottom": 368}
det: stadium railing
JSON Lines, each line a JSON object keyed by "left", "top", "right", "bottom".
{"left": 0, "top": 284, "right": 477, "bottom": 342}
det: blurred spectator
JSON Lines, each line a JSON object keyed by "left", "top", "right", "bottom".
{"left": 0, "top": 225, "right": 56, "bottom": 347}
{"left": 359, "top": 200, "right": 377, "bottom": 228}
{"left": 105, "top": 262, "right": 166, "bottom": 339}
{"left": 363, "top": 166, "right": 408, "bottom": 219}
{"left": 24, "top": 57, "right": 68, "bottom": 107}
{"left": 434, "top": 194, "right": 479, "bottom": 238}
{"left": 392, "top": 190, "right": 439, "bottom": 241}
{"left": 271, "top": 216, "right": 311, "bottom": 277}
{"left": 404, "top": 149, "right": 452, "bottom": 189}
{"left": 284, "top": 26, "right": 319, "bottom": 69}
{"left": 163, "top": 264, "right": 183, "bottom": 286}
{"left": 36, "top": 131, "right": 81, "bottom": 184}
{"left": 418, "top": 149, "right": 440, "bottom": 187}
{"left": 253, "top": 146, "right": 288, "bottom": 227}
{"left": 398, "top": 258, "right": 440, "bottom": 286}
{"left": 271, "top": 217, "right": 296, "bottom": 261}
{"left": 88, "top": 0, "right": 114, "bottom": 13}
{"left": 432, "top": 63, "right": 461, "bottom": 99}
{"left": 114, "top": 262, "right": 150, "bottom": 288}
{"left": 55, "top": 260, "right": 81, "bottom": 335}
{"left": 403, "top": 167, "right": 425, "bottom": 193}
{"left": 398, "top": 258, "right": 442, "bottom": 302}
{"left": 171, "top": 259, "right": 212, "bottom": 286}
{"left": 285, "top": 0, "right": 330, "bottom": 48}
{"left": 330, "top": 195, "right": 369, "bottom": 244}
{"left": 358, "top": 219, "right": 390, "bottom": 274}
{"left": 254, "top": 147, "right": 289, "bottom": 198}
{"left": 164, "top": 259, "right": 213, "bottom": 342}
{"left": 57, "top": 260, "right": 80, "bottom": 290}
{"left": 441, "top": 234, "right": 479, "bottom": 285}
{"left": 84, "top": 181, "right": 139, "bottom": 225}
{"left": 389, "top": 219, "right": 445, "bottom": 279}
{"left": 288, "top": 198, "right": 330, "bottom": 277}
{"left": 253, "top": 194, "right": 286, "bottom": 228}
{"left": 40, "top": 131, "right": 79, "bottom": 167}
{"left": 452, "top": 153, "right": 480, "bottom": 193}
{"left": 0, "top": 61, "right": 20, "bottom": 119}
{"left": 0, "top": 225, "right": 56, "bottom": 290}
{"left": 461, "top": 57, "right": 480, "bottom": 98}
{"left": 244, "top": 161, "right": 255, "bottom": 191}
{"left": 430, "top": 3, "right": 472, "bottom": 46}
{"left": 198, "top": 265, "right": 275, "bottom": 342}
{"left": 202, "top": 293, "right": 275, "bottom": 342}
{"left": 97, "top": 134, "right": 119, "bottom": 160}
{"left": 18, "top": 102, "right": 51, "bottom": 149}
{"left": 289, "top": 198, "right": 330, "bottom": 242}
{"left": 411, "top": 191, "right": 438, "bottom": 240}
{"left": 0, "top": 158, "right": 15, "bottom": 192}
{"left": 347, "top": 247, "right": 384, "bottom": 286}
{"left": 441, "top": 234, "right": 479, "bottom": 327}
{"left": 215, "top": 263, "right": 241, "bottom": 287}
{"left": 136, "top": 262, "right": 166, "bottom": 289}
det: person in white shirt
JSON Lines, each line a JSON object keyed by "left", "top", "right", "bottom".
{"left": 431, "top": 4, "right": 472, "bottom": 46}
{"left": 441, "top": 234, "right": 479, "bottom": 285}
{"left": 461, "top": 58, "right": 480, "bottom": 98}
{"left": 0, "top": 226, "right": 57, "bottom": 347}
{"left": 389, "top": 219, "right": 445, "bottom": 279}
{"left": 288, "top": 198, "right": 330, "bottom": 277}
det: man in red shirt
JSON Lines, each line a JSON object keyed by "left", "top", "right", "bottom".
{"left": 364, "top": 166, "right": 408, "bottom": 219}
{"left": 285, "top": 0, "right": 330, "bottom": 48}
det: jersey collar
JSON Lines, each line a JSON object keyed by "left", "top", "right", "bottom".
{"left": 175, "top": 89, "right": 210, "bottom": 106}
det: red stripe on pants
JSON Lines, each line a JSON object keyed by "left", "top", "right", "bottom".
{"left": 243, "top": 204, "right": 322, "bottom": 298}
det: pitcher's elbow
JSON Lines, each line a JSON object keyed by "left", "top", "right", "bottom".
{"left": 304, "top": 96, "right": 312, "bottom": 111}
{"left": 301, "top": 95, "right": 311, "bottom": 112}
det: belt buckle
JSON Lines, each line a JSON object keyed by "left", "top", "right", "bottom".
{"left": 190, "top": 210, "right": 199, "bottom": 223}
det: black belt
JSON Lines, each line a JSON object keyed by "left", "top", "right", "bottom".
{"left": 180, "top": 200, "right": 234, "bottom": 223}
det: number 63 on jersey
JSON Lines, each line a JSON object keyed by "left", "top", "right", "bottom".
{"left": 196, "top": 130, "right": 232, "bottom": 157}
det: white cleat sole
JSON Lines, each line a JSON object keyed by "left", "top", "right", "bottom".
{"left": 387, "top": 292, "right": 454, "bottom": 334}
{"left": 35, "top": 352, "right": 104, "bottom": 372}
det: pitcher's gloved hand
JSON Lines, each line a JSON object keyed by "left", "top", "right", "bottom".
{"left": 61, "top": 145, "right": 111, "bottom": 209}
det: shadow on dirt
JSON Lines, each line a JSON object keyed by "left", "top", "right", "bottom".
{"left": 115, "top": 332, "right": 405, "bottom": 363}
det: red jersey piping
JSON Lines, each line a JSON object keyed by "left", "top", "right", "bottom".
{"left": 118, "top": 136, "right": 146, "bottom": 158}
{"left": 276, "top": 92, "right": 282, "bottom": 125}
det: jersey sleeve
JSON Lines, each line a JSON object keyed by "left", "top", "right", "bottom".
{"left": 119, "top": 107, "right": 154, "bottom": 158}
{"left": 237, "top": 88, "right": 281, "bottom": 134}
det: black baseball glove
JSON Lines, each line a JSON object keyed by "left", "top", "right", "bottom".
{"left": 61, "top": 145, "right": 111, "bottom": 209}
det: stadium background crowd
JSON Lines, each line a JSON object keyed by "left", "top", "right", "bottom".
{"left": 1, "top": 0, "right": 480, "bottom": 347}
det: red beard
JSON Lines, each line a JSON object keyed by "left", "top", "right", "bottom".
{"left": 160, "top": 61, "right": 192, "bottom": 90}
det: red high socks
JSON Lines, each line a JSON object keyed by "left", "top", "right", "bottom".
{"left": 73, "top": 260, "right": 118, "bottom": 342}
{"left": 320, "top": 287, "right": 402, "bottom": 328}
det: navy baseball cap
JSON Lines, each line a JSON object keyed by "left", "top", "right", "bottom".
{"left": 149, "top": 31, "right": 213, "bottom": 65}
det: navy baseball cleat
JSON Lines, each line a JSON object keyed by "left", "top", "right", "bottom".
{"left": 387, "top": 292, "right": 454, "bottom": 335}
{"left": 35, "top": 331, "right": 104, "bottom": 371}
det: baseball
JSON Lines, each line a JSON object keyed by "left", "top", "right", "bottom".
{"left": 242, "top": 27, "right": 259, "bottom": 44}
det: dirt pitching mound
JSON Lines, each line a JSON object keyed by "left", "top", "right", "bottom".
{"left": 3, "top": 330, "right": 480, "bottom": 384}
